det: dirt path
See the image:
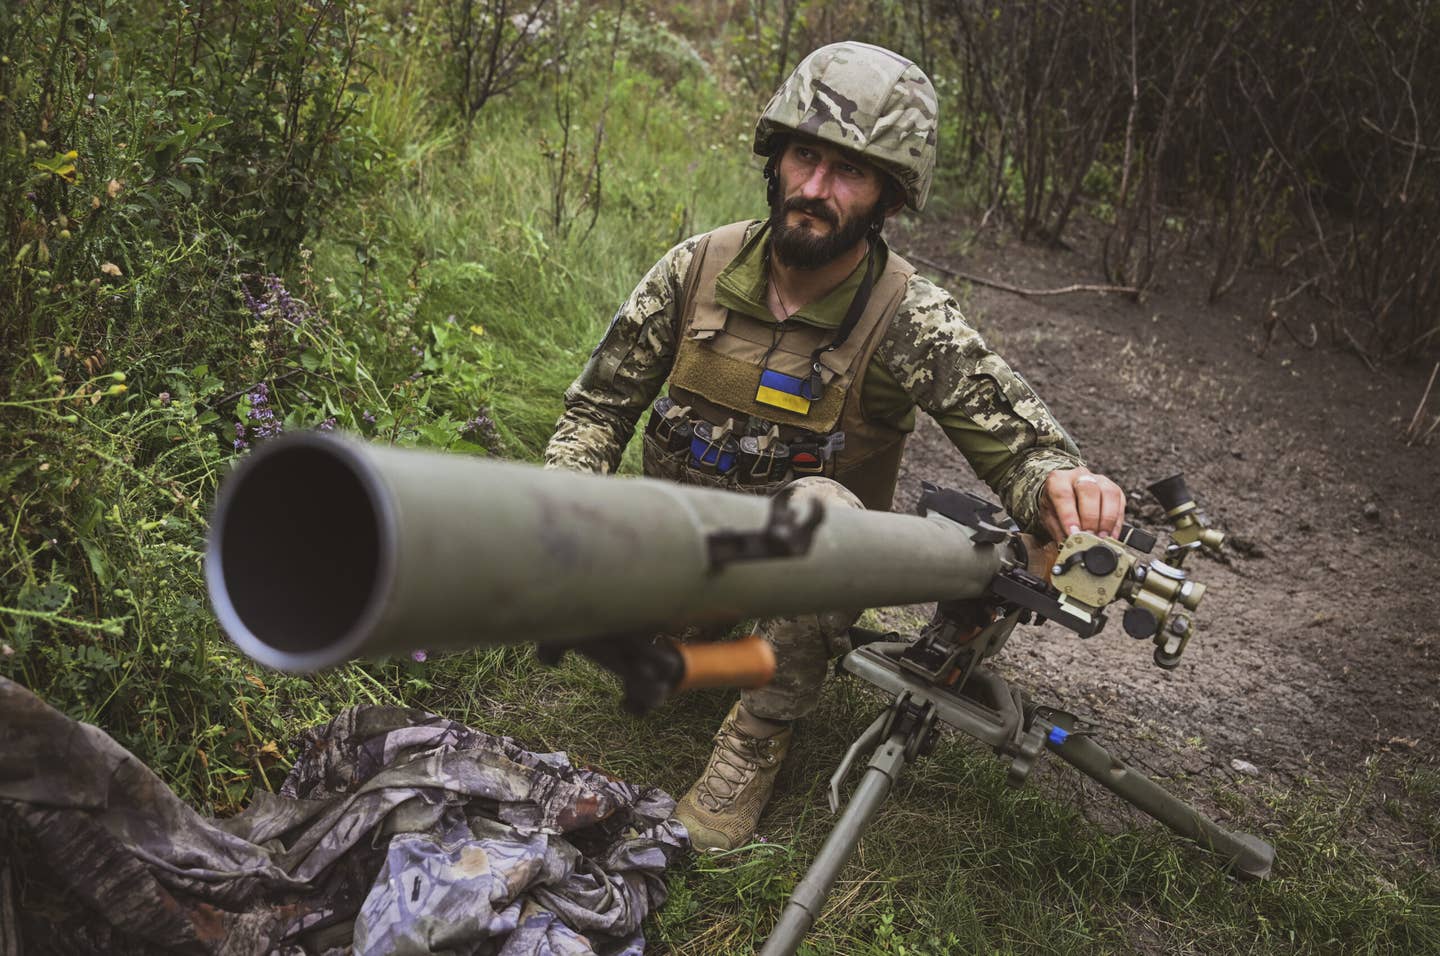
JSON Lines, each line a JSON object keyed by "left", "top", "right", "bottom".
{"left": 887, "top": 219, "right": 1438, "bottom": 847}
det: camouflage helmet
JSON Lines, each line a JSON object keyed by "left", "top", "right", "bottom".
{"left": 754, "top": 42, "right": 939, "bottom": 211}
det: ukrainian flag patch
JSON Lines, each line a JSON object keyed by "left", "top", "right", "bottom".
{"left": 755, "top": 369, "right": 812, "bottom": 414}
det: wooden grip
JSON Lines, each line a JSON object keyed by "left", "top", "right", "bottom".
{"left": 1018, "top": 532, "right": 1059, "bottom": 582}
{"left": 675, "top": 635, "right": 776, "bottom": 691}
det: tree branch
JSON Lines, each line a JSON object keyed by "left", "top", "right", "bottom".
{"left": 904, "top": 250, "right": 1139, "bottom": 298}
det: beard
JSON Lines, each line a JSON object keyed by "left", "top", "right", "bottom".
{"left": 767, "top": 192, "right": 881, "bottom": 270}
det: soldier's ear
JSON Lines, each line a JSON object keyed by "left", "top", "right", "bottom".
{"left": 764, "top": 154, "right": 782, "bottom": 206}
{"left": 880, "top": 176, "right": 906, "bottom": 218}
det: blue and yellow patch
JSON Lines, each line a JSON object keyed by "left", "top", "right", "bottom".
{"left": 755, "top": 369, "right": 813, "bottom": 415}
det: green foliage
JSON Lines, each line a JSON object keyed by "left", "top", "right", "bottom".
{"left": 440, "top": 0, "right": 560, "bottom": 122}
{"left": 616, "top": 7, "right": 711, "bottom": 86}
{"left": 0, "top": 0, "right": 374, "bottom": 356}
{"left": 716, "top": 0, "right": 924, "bottom": 105}
{"left": 311, "top": 16, "right": 754, "bottom": 458}
{"left": 170, "top": 0, "right": 373, "bottom": 266}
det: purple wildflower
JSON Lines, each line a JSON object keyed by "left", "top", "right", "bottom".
{"left": 264, "top": 275, "right": 305, "bottom": 326}
{"left": 411, "top": 649, "right": 428, "bottom": 663}
{"left": 233, "top": 422, "right": 249, "bottom": 451}
{"left": 362, "top": 410, "right": 377, "bottom": 424}
{"left": 318, "top": 416, "right": 336, "bottom": 431}
{"left": 461, "top": 409, "right": 498, "bottom": 447}
{"left": 246, "top": 382, "right": 282, "bottom": 439}
{"left": 410, "top": 345, "right": 423, "bottom": 357}
{"left": 242, "top": 285, "right": 269, "bottom": 320}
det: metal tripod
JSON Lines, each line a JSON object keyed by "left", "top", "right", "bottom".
{"left": 758, "top": 634, "right": 1274, "bottom": 956}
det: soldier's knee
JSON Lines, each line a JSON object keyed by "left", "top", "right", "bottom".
{"left": 784, "top": 476, "right": 864, "bottom": 512}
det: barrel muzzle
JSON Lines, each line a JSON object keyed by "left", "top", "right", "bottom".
{"left": 207, "top": 434, "right": 398, "bottom": 672}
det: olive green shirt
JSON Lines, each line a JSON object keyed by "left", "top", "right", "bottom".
{"left": 545, "top": 222, "right": 1083, "bottom": 530}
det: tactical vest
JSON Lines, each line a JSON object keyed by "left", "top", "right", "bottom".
{"left": 641, "top": 221, "right": 916, "bottom": 511}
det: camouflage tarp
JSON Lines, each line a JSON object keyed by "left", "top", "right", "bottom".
{"left": 0, "top": 677, "right": 685, "bottom": 955}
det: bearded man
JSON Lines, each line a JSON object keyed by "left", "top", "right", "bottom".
{"left": 544, "top": 41, "right": 1125, "bottom": 850}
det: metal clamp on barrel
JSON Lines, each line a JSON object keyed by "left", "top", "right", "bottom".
{"left": 706, "top": 487, "right": 825, "bottom": 570}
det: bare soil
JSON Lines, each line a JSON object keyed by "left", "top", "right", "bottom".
{"left": 887, "top": 217, "right": 1439, "bottom": 855}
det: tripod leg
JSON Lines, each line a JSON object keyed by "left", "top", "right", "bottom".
{"left": 1039, "top": 714, "right": 1274, "bottom": 880}
{"left": 759, "top": 731, "right": 910, "bottom": 956}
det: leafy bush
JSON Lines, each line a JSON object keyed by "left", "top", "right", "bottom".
{"left": 0, "top": 0, "right": 374, "bottom": 358}
{"left": 934, "top": 0, "right": 1440, "bottom": 357}
{"left": 441, "top": 0, "right": 560, "bottom": 123}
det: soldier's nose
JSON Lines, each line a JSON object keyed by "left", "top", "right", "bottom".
{"left": 797, "top": 166, "right": 833, "bottom": 202}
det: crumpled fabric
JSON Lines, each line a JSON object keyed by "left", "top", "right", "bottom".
{"left": 0, "top": 677, "right": 686, "bottom": 955}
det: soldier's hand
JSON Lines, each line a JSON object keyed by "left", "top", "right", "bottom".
{"left": 1039, "top": 467, "right": 1125, "bottom": 544}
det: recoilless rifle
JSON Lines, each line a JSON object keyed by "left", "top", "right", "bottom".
{"left": 207, "top": 433, "right": 1274, "bottom": 955}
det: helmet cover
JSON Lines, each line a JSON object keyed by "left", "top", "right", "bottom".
{"left": 754, "top": 42, "right": 938, "bottom": 211}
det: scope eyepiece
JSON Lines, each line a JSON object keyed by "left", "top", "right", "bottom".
{"left": 1148, "top": 472, "right": 1225, "bottom": 560}
{"left": 1147, "top": 473, "right": 1195, "bottom": 516}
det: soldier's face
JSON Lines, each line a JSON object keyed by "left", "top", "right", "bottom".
{"left": 769, "top": 138, "right": 888, "bottom": 270}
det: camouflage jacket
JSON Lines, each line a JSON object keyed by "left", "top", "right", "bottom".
{"left": 545, "top": 223, "right": 1083, "bottom": 531}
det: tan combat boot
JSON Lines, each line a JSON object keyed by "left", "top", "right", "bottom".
{"left": 674, "top": 702, "right": 792, "bottom": 851}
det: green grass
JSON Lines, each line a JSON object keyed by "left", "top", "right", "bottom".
{"left": 314, "top": 55, "right": 757, "bottom": 459}
{"left": 388, "top": 640, "right": 1438, "bottom": 955}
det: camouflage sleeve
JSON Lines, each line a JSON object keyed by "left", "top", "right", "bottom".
{"left": 875, "top": 274, "right": 1084, "bottom": 531}
{"left": 544, "top": 235, "right": 705, "bottom": 473}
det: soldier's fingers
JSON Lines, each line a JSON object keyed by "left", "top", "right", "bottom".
{"left": 1073, "top": 474, "right": 1103, "bottom": 533}
{"left": 1039, "top": 498, "right": 1066, "bottom": 545}
{"left": 1046, "top": 472, "right": 1082, "bottom": 539}
{"left": 1098, "top": 483, "right": 1126, "bottom": 538}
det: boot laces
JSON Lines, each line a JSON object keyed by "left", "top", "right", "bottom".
{"left": 697, "top": 726, "right": 774, "bottom": 810}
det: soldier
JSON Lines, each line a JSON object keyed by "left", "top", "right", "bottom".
{"left": 544, "top": 41, "right": 1125, "bottom": 850}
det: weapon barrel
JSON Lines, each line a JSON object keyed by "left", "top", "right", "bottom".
{"left": 206, "top": 433, "right": 1005, "bottom": 672}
